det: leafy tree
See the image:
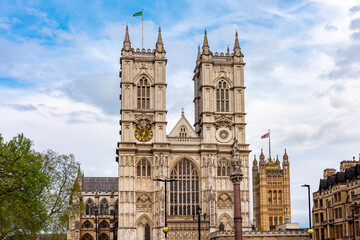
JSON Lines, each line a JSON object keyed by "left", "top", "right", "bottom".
{"left": 0, "top": 134, "right": 81, "bottom": 240}
{"left": 39, "top": 150, "right": 80, "bottom": 234}
{"left": 0, "top": 134, "right": 48, "bottom": 239}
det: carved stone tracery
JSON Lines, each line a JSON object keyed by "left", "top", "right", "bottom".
{"left": 214, "top": 115, "right": 234, "bottom": 129}
{"left": 134, "top": 113, "right": 154, "bottom": 128}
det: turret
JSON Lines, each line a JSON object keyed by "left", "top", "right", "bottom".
{"left": 259, "top": 149, "right": 266, "bottom": 167}
{"left": 283, "top": 148, "right": 289, "bottom": 167}
{"left": 233, "top": 31, "right": 244, "bottom": 62}
{"left": 122, "top": 25, "right": 131, "bottom": 52}
{"left": 155, "top": 26, "right": 165, "bottom": 53}
{"left": 202, "top": 29, "right": 211, "bottom": 55}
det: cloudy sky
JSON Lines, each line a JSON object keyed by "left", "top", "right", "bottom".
{"left": 1, "top": 0, "right": 360, "bottom": 227}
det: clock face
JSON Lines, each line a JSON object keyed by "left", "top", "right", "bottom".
{"left": 135, "top": 126, "right": 153, "bottom": 142}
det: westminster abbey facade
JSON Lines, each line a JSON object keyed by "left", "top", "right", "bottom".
{"left": 68, "top": 26, "right": 252, "bottom": 240}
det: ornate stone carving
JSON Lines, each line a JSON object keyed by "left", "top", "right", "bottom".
{"left": 134, "top": 113, "right": 153, "bottom": 128}
{"left": 136, "top": 194, "right": 152, "bottom": 211}
{"left": 218, "top": 193, "right": 232, "bottom": 209}
{"left": 214, "top": 115, "right": 234, "bottom": 129}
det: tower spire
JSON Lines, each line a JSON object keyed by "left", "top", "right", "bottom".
{"left": 233, "top": 31, "right": 243, "bottom": 57}
{"left": 202, "top": 28, "right": 210, "bottom": 55}
{"left": 155, "top": 26, "right": 164, "bottom": 52}
{"left": 122, "top": 25, "right": 131, "bottom": 51}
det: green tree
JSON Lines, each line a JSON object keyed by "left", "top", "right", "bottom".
{"left": 0, "top": 134, "right": 81, "bottom": 240}
{"left": 39, "top": 150, "right": 80, "bottom": 234}
{"left": 0, "top": 134, "right": 49, "bottom": 239}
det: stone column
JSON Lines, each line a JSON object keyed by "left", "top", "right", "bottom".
{"left": 230, "top": 139, "right": 243, "bottom": 240}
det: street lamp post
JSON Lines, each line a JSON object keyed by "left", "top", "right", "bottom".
{"left": 153, "top": 178, "right": 177, "bottom": 239}
{"left": 193, "top": 206, "right": 207, "bottom": 240}
{"left": 94, "top": 206, "right": 98, "bottom": 240}
{"left": 351, "top": 203, "right": 358, "bottom": 240}
{"left": 301, "top": 184, "right": 313, "bottom": 239}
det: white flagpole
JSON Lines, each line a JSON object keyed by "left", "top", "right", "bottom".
{"left": 142, "top": 9, "right": 144, "bottom": 49}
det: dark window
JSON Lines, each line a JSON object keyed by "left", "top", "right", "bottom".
{"left": 137, "top": 77, "right": 150, "bottom": 109}
{"left": 137, "top": 159, "right": 151, "bottom": 178}
{"left": 100, "top": 199, "right": 109, "bottom": 215}
{"left": 216, "top": 80, "right": 229, "bottom": 112}
{"left": 145, "top": 224, "right": 150, "bottom": 240}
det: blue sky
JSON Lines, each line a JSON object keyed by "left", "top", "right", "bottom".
{"left": 1, "top": 0, "right": 360, "bottom": 228}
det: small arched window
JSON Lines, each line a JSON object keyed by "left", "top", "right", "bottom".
{"left": 274, "top": 217, "right": 278, "bottom": 225}
{"left": 273, "top": 191, "right": 277, "bottom": 205}
{"left": 100, "top": 199, "right": 109, "bottom": 215}
{"left": 86, "top": 199, "right": 94, "bottom": 216}
{"left": 268, "top": 191, "right": 272, "bottom": 205}
{"left": 99, "top": 233, "right": 109, "bottom": 240}
{"left": 137, "top": 159, "right": 151, "bottom": 177}
{"left": 219, "top": 222, "right": 225, "bottom": 232}
{"left": 269, "top": 217, "right": 273, "bottom": 227}
{"left": 82, "top": 233, "right": 94, "bottom": 240}
{"left": 216, "top": 80, "right": 229, "bottom": 112}
{"left": 279, "top": 216, "right": 283, "bottom": 225}
{"left": 179, "top": 126, "right": 187, "bottom": 137}
{"left": 82, "top": 220, "right": 93, "bottom": 229}
{"left": 145, "top": 224, "right": 151, "bottom": 240}
{"left": 137, "top": 77, "right": 150, "bottom": 109}
{"left": 217, "top": 159, "right": 230, "bottom": 176}
{"left": 278, "top": 191, "right": 282, "bottom": 204}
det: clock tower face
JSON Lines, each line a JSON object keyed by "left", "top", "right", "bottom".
{"left": 135, "top": 126, "right": 153, "bottom": 142}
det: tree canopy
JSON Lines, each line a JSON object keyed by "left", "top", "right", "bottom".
{"left": 0, "top": 134, "right": 80, "bottom": 240}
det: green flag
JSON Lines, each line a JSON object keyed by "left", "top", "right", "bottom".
{"left": 133, "top": 11, "right": 142, "bottom": 17}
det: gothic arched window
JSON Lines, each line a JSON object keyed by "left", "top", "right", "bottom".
{"left": 99, "top": 233, "right": 109, "bottom": 240}
{"left": 82, "top": 220, "right": 93, "bottom": 229}
{"left": 278, "top": 191, "right": 282, "bottom": 204}
{"left": 219, "top": 222, "right": 225, "bottom": 232}
{"left": 216, "top": 80, "right": 229, "bottom": 112}
{"left": 170, "top": 159, "right": 199, "bottom": 216}
{"left": 137, "top": 159, "right": 151, "bottom": 178}
{"left": 145, "top": 224, "right": 150, "bottom": 240}
{"left": 86, "top": 199, "right": 94, "bottom": 216}
{"left": 179, "top": 126, "right": 187, "bottom": 137}
{"left": 137, "top": 77, "right": 150, "bottom": 109}
{"left": 100, "top": 199, "right": 109, "bottom": 215}
{"left": 99, "top": 220, "right": 110, "bottom": 228}
{"left": 279, "top": 216, "right": 283, "bottom": 225}
{"left": 268, "top": 191, "right": 272, "bottom": 205}
{"left": 217, "top": 159, "right": 230, "bottom": 177}
{"left": 273, "top": 191, "right": 277, "bottom": 205}
{"left": 81, "top": 233, "right": 94, "bottom": 240}
{"left": 274, "top": 216, "right": 278, "bottom": 225}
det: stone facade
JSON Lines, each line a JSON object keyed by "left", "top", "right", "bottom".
{"left": 252, "top": 150, "right": 291, "bottom": 231}
{"left": 116, "top": 26, "right": 251, "bottom": 240}
{"left": 210, "top": 229, "right": 309, "bottom": 240}
{"left": 67, "top": 173, "right": 118, "bottom": 240}
{"left": 312, "top": 157, "right": 360, "bottom": 240}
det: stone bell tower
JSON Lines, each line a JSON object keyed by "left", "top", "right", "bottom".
{"left": 117, "top": 25, "right": 168, "bottom": 240}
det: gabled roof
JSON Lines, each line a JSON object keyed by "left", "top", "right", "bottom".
{"left": 82, "top": 177, "right": 118, "bottom": 192}
{"left": 168, "top": 112, "right": 198, "bottom": 138}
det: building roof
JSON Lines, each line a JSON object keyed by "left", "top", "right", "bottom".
{"left": 82, "top": 177, "right": 118, "bottom": 192}
{"left": 318, "top": 164, "right": 360, "bottom": 192}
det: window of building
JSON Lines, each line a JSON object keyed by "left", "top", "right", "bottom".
{"left": 279, "top": 217, "right": 283, "bottom": 225}
{"left": 82, "top": 233, "right": 94, "bottom": 240}
{"left": 274, "top": 217, "right": 278, "bottom": 225}
{"left": 216, "top": 80, "right": 229, "bottom": 112}
{"left": 137, "top": 159, "right": 151, "bottom": 178}
{"left": 320, "top": 199, "right": 323, "bottom": 208}
{"left": 170, "top": 159, "right": 199, "bottom": 216}
{"left": 100, "top": 199, "right": 109, "bottom": 215}
{"left": 137, "top": 77, "right": 150, "bottom": 109}
{"left": 278, "top": 191, "right": 282, "bottom": 204}
{"left": 145, "top": 224, "right": 150, "bottom": 240}
{"left": 273, "top": 191, "right": 277, "bottom": 205}
{"left": 217, "top": 159, "right": 230, "bottom": 177}
{"left": 268, "top": 191, "right": 272, "bottom": 205}
{"left": 219, "top": 222, "right": 225, "bottom": 232}
{"left": 82, "top": 220, "right": 93, "bottom": 229}
{"left": 86, "top": 199, "right": 94, "bottom": 216}
{"left": 99, "top": 233, "right": 109, "bottom": 240}
{"left": 99, "top": 220, "right": 110, "bottom": 228}
{"left": 314, "top": 199, "right": 318, "bottom": 208}
{"left": 320, "top": 212, "right": 324, "bottom": 222}
{"left": 269, "top": 217, "right": 273, "bottom": 227}
{"left": 321, "top": 228, "right": 325, "bottom": 239}
{"left": 179, "top": 126, "right": 187, "bottom": 137}
{"left": 115, "top": 200, "right": 119, "bottom": 215}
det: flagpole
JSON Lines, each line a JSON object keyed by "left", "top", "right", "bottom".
{"left": 268, "top": 129, "right": 271, "bottom": 158}
{"left": 142, "top": 8, "right": 144, "bottom": 49}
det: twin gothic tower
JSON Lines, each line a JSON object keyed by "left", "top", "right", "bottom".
{"left": 116, "top": 26, "right": 251, "bottom": 240}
